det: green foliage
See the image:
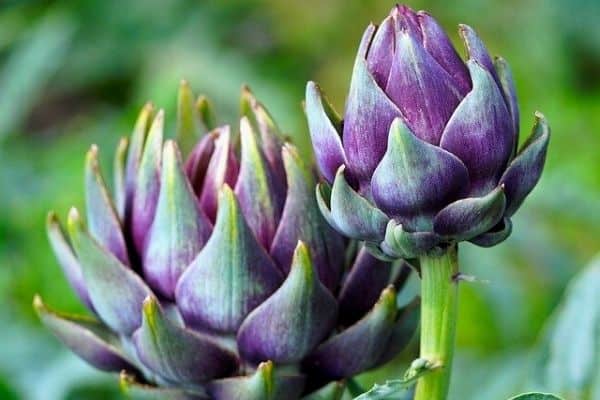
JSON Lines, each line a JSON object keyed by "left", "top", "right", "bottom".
{"left": 530, "top": 255, "right": 600, "bottom": 400}
{"left": 507, "top": 394, "right": 563, "bottom": 400}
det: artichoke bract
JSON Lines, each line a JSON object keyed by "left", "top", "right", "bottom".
{"left": 35, "top": 83, "right": 417, "bottom": 399}
{"left": 307, "top": 5, "right": 550, "bottom": 259}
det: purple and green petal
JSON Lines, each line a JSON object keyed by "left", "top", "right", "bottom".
{"left": 417, "top": 11, "right": 471, "bottom": 94}
{"left": 46, "top": 212, "right": 92, "bottom": 310}
{"left": 459, "top": 24, "right": 499, "bottom": 85}
{"left": 383, "top": 220, "right": 440, "bottom": 258}
{"left": 207, "top": 361, "right": 305, "bottom": 400}
{"left": 132, "top": 296, "right": 238, "bottom": 385}
{"left": 440, "top": 60, "right": 514, "bottom": 195}
{"left": 85, "top": 145, "right": 130, "bottom": 266}
{"left": 385, "top": 30, "right": 463, "bottom": 145}
{"left": 392, "top": 5, "right": 423, "bottom": 41}
{"left": 320, "top": 166, "right": 388, "bottom": 242}
{"left": 120, "top": 371, "right": 209, "bottom": 400}
{"left": 143, "top": 141, "right": 212, "bottom": 300}
{"left": 240, "top": 87, "right": 287, "bottom": 192}
{"left": 337, "top": 247, "right": 393, "bottom": 325}
{"left": 494, "top": 57, "right": 520, "bottom": 151}
{"left": 366, "top": 15, "right": 395, "bottom": 88}
{"left": 303, "top": 286, "right": 397, "bottom": 379}
{"left": 34, "top": 295, "right": 137, "bottom": 373}
{"left": 364, "top": 242, "right": 400, "bottom": 262}
{"left": 469, "top": 217, "right": 512, "bottom": 247}
{"left": 199, "top": 126, "right": 239, "bottom": 222}
{"left": 113, "top": 137, "right": 128, "bottom": 220}
{"left": 185, "top": 132, "right": 217, "bottom": 196}
{"left": 237, "top": 242, "right": 338, "bottom": 364}
{"left": 500, "top": 112, "right": 550, "bottom": 216}
{"left": 270, "top": 145, "right": 344, "bottom": 291}
{"left": 372, "top": 117, "right": 469, "bottom": 228}
{"left": 305, "top": 81, "right": 346, "bottom": 184}
{"left": 131, "top": 110, "right": 164, "bottom": 253}
{"left": 433, "top": 185, "right": 506, "bottom": 241}
{"left": 234, "top": 117, "right": 285, "bottom": 247}
{"left": 343, "top": 24, "right": 403, "bottom": 188}
{"left": 125, "top": 102, "right": 154, "bottom": 216}
{"left": 68, "top": 208, "right": 152, "bottom": 335}
{"left": 175, "top": 186, "right": 282, "bottom": 333}
{"left": 176, "top": 80, "right": 201, "bottom": 156}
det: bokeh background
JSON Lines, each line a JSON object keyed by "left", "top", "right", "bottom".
{"left": 1, "top": 0, "right": 599, "bottom": 399}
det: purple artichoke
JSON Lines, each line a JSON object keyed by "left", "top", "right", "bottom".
{"left": 307, "top": 5, "right": 550, "bottom": 259}
{"left": 35, "top": 83, "right": 417, "bottom": 399}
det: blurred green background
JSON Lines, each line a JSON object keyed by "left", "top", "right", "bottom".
{"left": 1, "top": 0, "right": 599, "bottom": 399}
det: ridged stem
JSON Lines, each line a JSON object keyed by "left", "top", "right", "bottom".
{"left": 414, "top": 244, "right": 459, "bottom": 400}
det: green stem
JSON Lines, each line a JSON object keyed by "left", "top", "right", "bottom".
{"left": 414, "top": 244, "right": 459, "bottom": 400}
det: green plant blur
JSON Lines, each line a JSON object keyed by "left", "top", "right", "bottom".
{"left": 1, "top": 1, "right": 598, "bottom": 399}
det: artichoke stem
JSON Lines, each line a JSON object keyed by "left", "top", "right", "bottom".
{"left": 414, "top": 244, "right": 459, "bottom": 400}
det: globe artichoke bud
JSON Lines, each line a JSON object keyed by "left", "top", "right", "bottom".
{"left": 307, "top": 5, "right": 550, "bottom": 259}
{"left": 35, "top": 83, "right": 417, "bottom": 399}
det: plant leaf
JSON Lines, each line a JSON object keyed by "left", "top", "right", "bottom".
{"left": 353, "top": 358, "right": 438, "bottom": 399}
{"left": 534, "top": 254, "right": 600, "bottom": 399}
{"left": 507, "top": 393, "right": 564, "bottom": 400}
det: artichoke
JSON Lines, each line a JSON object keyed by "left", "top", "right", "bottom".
{"left": 35, "top": 83, "right": 417, "bottom": 399}
{"left": 306, "top": 5, "right": 550, "bottom": 259}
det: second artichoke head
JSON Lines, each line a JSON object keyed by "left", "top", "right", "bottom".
{"left": 307, "top": 4, "right": 550, "bottom": 259}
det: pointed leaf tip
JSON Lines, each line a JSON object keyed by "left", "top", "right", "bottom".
{"left": 119, "top": 370, "right": 209, "bottom": 399}
{"left": 177, "top": 80, "right": 201, "bottom": 156}
{"left": 131, "top": 108, "right": 164, "bottom": 253}
{"left": 84, "top": 144, "right": 130, "bottom": 266}
{"left": 176, "top": 184, "right": 282, "bottom": 333}
{"left": 439, "top": 60, "right": 513, "bottom": 195}
{"left": 196, "top": 95, "right": 218, "bottom": 132}
{"left": 207, "top": 359, "right": 305, "bottom": 400}
{"left": 304, "top": 285, "right": 398, "bottom": 379}
{"left": 234, "top": 116, "right": 284, "bottom": 247}
{"left": 500, "top": 111, "right": 550, "bottom": 216}
{"left": 238, "top": 240, "right": 338, "bottom": 364}
{"left": 133, "top": 295, "right": 238, "bottom": 385}
{"left": 68, "top": 207, "right": 152, "bottom": 335}
{"left": 305, "top": 81, "right": 346, "bottom": 184}
{"left": 271, "top": 143, "right": 344, "bottom": 291}
{"left": 47, "top": 211, "right": 94, "bottom": 310}
{"left": 198, "top": 125, "right": 239, "bottom": 221}
{"left": 143, "top": 140, "right": 212, "bottom": 300}
{"left": 34, "top": 295, "right": 137, "bottom": 373}
{"left": 114, "top": 137, "right": 129, "bottom": 219}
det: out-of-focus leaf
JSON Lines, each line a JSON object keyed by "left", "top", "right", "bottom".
{"left": 0, "top": 11, "right": 75, "bottom": 139}
{"left": 450, "top": 351, "right": 534, "bottom": 400}
{"left": 0, "top": 377, "right": 19, "bottom": 400}
{"left": 531, "top": 255, "right": 600, "bottom": 400}
{"left": 302, "top": 381, "right": 345, "bottom": 400}
{"left": 0, "top": 311, "right": 123, "bottom": 400}
{"left": 507, "top": 393, "right": 563, "bottom": 400}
